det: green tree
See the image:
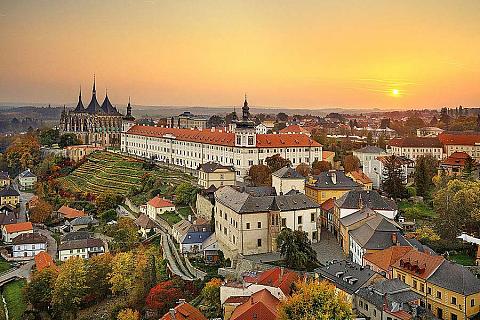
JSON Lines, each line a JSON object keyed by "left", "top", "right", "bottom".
{"left": 108, "top": 217, "right": 140, "bottom": 252}
{"left": 414, "top": 155, "right": 438, "bottom": 197}
{"left": 248, "top": 164, "right": 272, "bottom": 186}
{"left": 376, "top": 134, "right": 386, "bottom": 150}
{"left": 39, "top": 129, "right": 60, "bottom": 147}
{"left": 366, "top": 132, "right": 373, "bottom": 145}
{"left": 199, "top": 278, "right": 222, "bottom": 318}
{"left": 24, "top": 267, "right": 58, "bottom": 311}
{"left": 265, "top": 154, "right": 291, "bottom": 173}
{"left": 52, "top": 257, "right": 88, "bottom": 319}
{"left": 278, "top": 280, "right": 353, "bottom": 320}
{"left": 382, "top": 155, "right": 407, "bottom": 199}
{"left": 95, "top": 192, "right": 124, "bottom": 213}
{"left": 175, "top": 182, "right": 199, "bottom": 206}
{"left": 85, "top": 253, "right": 113, "bottom": 301}
{"left": 276, "top": 228, "right": 317, "bottom": 270}
{"left": 59, "top": 133, "right": 81, "bottom": 148}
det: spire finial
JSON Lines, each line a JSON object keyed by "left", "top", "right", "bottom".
{"left": 93, "top": 74, "right": 96, "bottom": 94}
{"left": 128, "top": 96, "right": 131, "bottom": 105}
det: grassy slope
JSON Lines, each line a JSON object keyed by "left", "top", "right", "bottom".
{"left": 3, "top": 280, "right": 27, "bottom": 320}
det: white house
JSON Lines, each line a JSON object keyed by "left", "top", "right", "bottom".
{"left": 58, "top": 238, "right": 105, "bottom": 261}
{"left": 388, "top": 137, "right": 444, "bottom": 161}
{"left": 255, "top": 123, "right": 268, "bottom": 134}
{"left": 352, "top": 146, "right": 389, "bottom": 189}
{"left": 134, "top": 214, "right": 158, "bottom": 238}
{"left": 271, "top": 166, "right": 305, "bottom": 195}
{"left": 180, "top": 230, "right": 213, "bottom": 254}
{"left": 2, "top": 222, "right": 33, "bottom": 243}
{"left": 335, "top": 190, "right": 398, "bottom": 220}
{"left": 146, "top": 196, "right": 175, "bottom": 221}
{"left": 12, "top": 233, "right": 47, "bottom": 258}
{"left": 17, "top": 169, "right": 37, "bottom": 190}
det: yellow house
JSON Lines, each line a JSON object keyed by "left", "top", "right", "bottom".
{"left": 0, "top": 185, "right": 20, "bottom": 207}
{"left": 0, "top": 172, "right": 10, "bottom": 187}
{"left": 198, "top": 162, "right": 236, "bottom": 189}
{"left": 305, "top": 170, "right": 361, "bottom": 205}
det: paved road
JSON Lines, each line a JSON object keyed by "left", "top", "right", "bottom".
{"left": 0, "top": 260, "right": 34, "bottom": 286}
{"left": 116, "top": 205, "right": 137, "bottom": 220}
{"left": 12, "top": 180, "right": 34, "bottom": 223}
{"left": 36, "top": 228, "right": 58, "bottom": 258}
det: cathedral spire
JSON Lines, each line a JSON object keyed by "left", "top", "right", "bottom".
{"left": 92, "top": 74, "right": 96, "bottom": 96}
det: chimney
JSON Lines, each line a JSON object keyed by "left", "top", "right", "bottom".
{"left": 391, "top": 233, "right": 397, "bottom": 245}
{"left": 329, "top": 170, "right": 337, "bottom": 185}
{"left": 178, "top": 298, "right": 186, "bottom": 305}
{"left": 169, "top": 308, "right": 176, "bottom": 320}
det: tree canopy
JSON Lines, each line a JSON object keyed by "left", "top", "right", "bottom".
{"left": 276, "top": 228, "right": 317, "bottom": 270}
{"left": 266, "top": 154, "right": 291, "bottom": 173}
{"left": 381, "top": 155, "right": 407, "bottom": 199}
{"left": 248, "top": 164, "right": 272, "bottom": 186}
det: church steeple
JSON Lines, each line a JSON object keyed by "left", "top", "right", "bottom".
{"left": 73, "top": 86, "right": 85, "bottom": 113}
{"left": 92, "top": 74, "right": 96, "bottom": 96}
{"left": 123, "top": 96, "right": 135, "bottom": 121}
{"left": 242, "top": 94, "right": 250, "bottom": 121}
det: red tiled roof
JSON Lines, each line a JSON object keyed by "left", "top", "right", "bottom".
{"left": 35, "top": 251, "right": 58, "bottom": 272}
{"left": 253, "top": 267, "right": 298, "bottom": 296}
{"left": 441, "top": 151, "right": 475, "bottom": 167}
{"left": 58, "top": 205, "right": 86, "bottom": 219}
{"left": 347, "top": 170, "right": 373, "bottom": 185}
{"left": 363, "top": 246, "right": 414, "bottom": 272}
{"left": 439, "top": 132, "right": 480, "bottom": 146}
{"left": 148, "top": 196, "right": 175, "bottom": 208}
{"left": 279, "top": 125, "right": 309, "bottom": 134}
{"left": 160, "top": 302, "right": 207, "bottom": 320}
{"left": 388, "top": 137, "right": 442, "bottom": 148}
{"left": 321, "top": 198, "right": 335, "bottom": 211}
{"left": 4, "top": 221, "right": 33, "bottom": 233}
{"left": 392, "top": 250, "right": 444, "bottom": 279}
{"left": 322, "top": 150, "right": 335, "bottom": 161}
{"left": 127, "top": 125, "right": 321, "bottom": 148}
{"left": 230, "top": 289, "right": 280, "bottom": 320}
{"left": 224, "top": 296, "right": 250, "bottom": 304}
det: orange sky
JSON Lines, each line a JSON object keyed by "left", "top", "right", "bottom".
{"left": 0, "top": 0, "right": 479, "bottom": 109}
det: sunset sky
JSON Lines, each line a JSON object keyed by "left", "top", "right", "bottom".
{"left": 0, "top": 0, "right": 479, "bottom": 109}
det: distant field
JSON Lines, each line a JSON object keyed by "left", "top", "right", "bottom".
{"left": 57, "top": 151, "right": 196, "bottom": 195}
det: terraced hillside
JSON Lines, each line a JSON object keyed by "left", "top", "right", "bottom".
{"left": 58, "top": 151, "right": 195, "bottom": 195}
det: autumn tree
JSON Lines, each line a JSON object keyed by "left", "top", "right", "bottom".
{"left": 24, "top": 267, "right": 58, "bottom": 311}
{"left": 414, "top": 155, "right": 438, "bottom": 197}
{"left": 4, "top": 133, "right": 41, "bottom": 174}
{"left": 85, "top": 253, "right": 113, "bottom": 301}
{"left": 278, "top": 280, "right": 353, "bottom": 320}
{"left": 382, "top": 155, "right": 407, "bottom": 199}
{"left": 276, "top": 228, "right": 317, "bottom": 270}
{"left": 376, "top": 134, "right": 387, "bottom": 150}
{"left": 52, "top": 257, "right": 88, "bottom": 319}
{"left": 312, "top": 160, "right": 332, "bottom": 175}
{"left": 107, "top": 217, "right": 140, "bottom": 252}
{"left": 343, "top": 155, "right": 360, "bottom": 173}
{"left": 109, "top": 251, "right": 136, "bottom": 296}
{"left": 95, "top": 192, "right": 124, "bottom": 213}
{"left": 366, "top": 132, "right": 374, "bottom": 145}
{"left": 248, "top": 164, "right": 272, "bottom": 186}
{"left": 266, "top": 154, "right": 291, "bottom": 173}
{"left": 117, "top": 308, "right": 140, "bottom": 320}
{"left": 295, "top": 163, "right": 311, "bottom": 177}
{"left": 29, "top": 198, "right": 53, "bottom": 223}
{"left": 199, "top": 278, "right": 222, "bottom": 318}
{"left": 145, "top": 279, "right": 183, "bottom": 316}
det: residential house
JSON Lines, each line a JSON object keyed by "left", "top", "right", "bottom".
{"left": 12, "top": 233, "right": 47, "bottom": 258}
{"left": 180, "top": 230, "right": 213, "bottom": 254}
{"left": 0, "top": 172, "right": 10, "bottom": 187}
{"left": 439, "top": 151, "right": 478, "bottom": 178}
{"left": 314, "top": 260, "right": 382, "bottom": 303}
{"left": 134, "top": 214, "right": 158, "bottom": 238}
{"left": 363, "top": 246, "right": 414, "bottom": 279}
{"left": 57, "top": 205, "right": 87, "bottom": 220}
{"left": 0, "top": 185, "right": 20, "bottom": 207}
{"left": 34, "top": 251, "right": 58, "bottom": 272}
{"left": 17, "top": 169, "right": 37, "bottom": 190}
{"left": 417, "top": 127, "right": 444, "bottom": 137}
{"left": 348, "top": 215, "right": 408, "bottom": 265}
{"left": 425, "top": 261, "right": 480, "bottom": 320}
{"left": 338, "top": 207, "right": 377, "bottom": 254}
{"left": 198, "top": 162, "right": 236, "bottom": 189}
{"left": 68, "top": 216, "right": 99, "bottom": 232}
{"left": 146, "top": 196, "right": 175, "bottom": 221}
{"left": 388, "top": 137, "right": 444, "bottom": 160}
{"left": 2, "top": 221, "right": 33, "bottom": 243}
{"left": 223, "top": 296, "right": 249, "bottom": 320}
{"left": 279, "top": 124, "right": 311, "bottom": 136}
{"left": 0, "top": 205, "right": 17, "bottom": 227}
{"left": 58, "top": 238, "right": 105, "bottom": 261}
{"left": 220, "top": 267, "right": 298, "bottom": 304}
{"left": 353, "top": 146, "right": 389, "bottom": 189}
{"left": 255, "top": 123, "right": 268, "bottom": 134}
{"left": 202, "top": 233, "right": 219, "bottom": 263}
{"left": 159, "top": 300, "right": 207, "bottom": 320}
{"left": 61, "top": 230, "right": 92, "bottom": 243}
{"left": 346, "top": 170, "right": 373, "bottom": 190}
{"left": 305, "top": 170, "right": 361, "bottom": 205}
{"left": 229, "top": 288, "right": 280, "bottom": 320}
{"left": 320, "top": 197, "right": 335, "bottom": 229}
{"left": 355, "top": 278, "right": 424, "bottom": 320}
{"left": 172, "top": 219, "right": 193, "bottom": 243}
{"left": 439, "top": 131, "right": 480, "bottom": 160}
{"left": 27, "top": 195, "right": 39, "bottom": 210}
{"left": 214, "top": 186, "right": 320, "bottom": 257}
{"left": 322, "top": 150, "right": 336, "bottom": 166}
{"left": 271, "top": 166, "right": 305, "bottom": 195}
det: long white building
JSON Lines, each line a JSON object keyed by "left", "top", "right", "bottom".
{"left": 120, "top": 98, "right": 322, "bottom": 179}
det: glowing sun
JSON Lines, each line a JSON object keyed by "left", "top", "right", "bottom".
{"left": 392, "top": 89, "right": 400, "bottom": 96}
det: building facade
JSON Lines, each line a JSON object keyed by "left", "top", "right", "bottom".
{"left": 198, "top": 162, "right": 236, "bottom": 188}
{"left": 59, "top": 77, "right": 126, "bottom": 147}
{"left": 388, "top": 137, "right": 444, "bottom": 160}
{"left": 439, "top": 131, "right": 480, "bottom": 160}
{"left": 166, "top": 111, "right": 208, "bottom": 130}
{"left": 121, "top": 98, "right": 322, "bottom": 180}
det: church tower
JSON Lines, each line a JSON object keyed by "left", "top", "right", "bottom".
{"left": 122, "top": 97, "right": 136, "bottom": 133}
{"left": 234, "top": 95, "right": 256, "bottom": 147}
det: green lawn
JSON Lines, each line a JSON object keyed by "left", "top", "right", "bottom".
{"left": 398, "top": 201, "right": 436, "bottom": 223}
{"left": 0, "top": 259, "right": 11, "bottom": 274}
{"left": 161, "top": 211, "right": 182, "bottom": 225}
{"left": 448, "top": 253, "right": 475, "bottom": 266}
{"left": 3, "top": 280, "right": 27, "bottom": 320}
{"left": 177, "top": 206, "right": 193, "bottom": 219}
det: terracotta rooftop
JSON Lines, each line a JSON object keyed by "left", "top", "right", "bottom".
{"left": 4, "top": 221, "right": 33, "bottom": 234}
{"left": 127, "top": 125, "right": 321, "bottom": 148}
{"left": 388, "top": 137, "right": 442, "bottom": 148}
{"left": 58, "top": 205, "right": 86, "bottom": 219}
{"left": 439, "top": 131, "right": 480, "bottom": 146}
{"left": 440, "top": 151, "right": 475, "bottom": 167}
{"left": 392, "top": 250, "right": 444, "bottom": 280}
{"left": 230, "top": 289, "right": 280, "bottom": 320}
{"left": 363, "top": 246, "right": 414, "bottom": 272}
{"left": 321, "top": 198, "right": 335, "bottom": 211}
{"left": 160, "top": 301, "right": 207, "bottom": 320}
{"left": 322, "top": 150, "right": 335, "bottom": 160}
{"left": 34, "top": 251, "right": 58, "bottom": 272}
{"left": 279, "top": 124, "right": 309, "bottom": 134}
{"left": 147, "top": 196, "right": 175, "bottom": 208}
{"left": 347, "top": 170, "right": 373, "bottom": 185}
{"left": 248, "top": 267, "right": 298, "bottom": 296}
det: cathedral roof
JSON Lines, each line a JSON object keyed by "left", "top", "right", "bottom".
{"left": 73, "top": 89, "right": 86, "bottom": 113}
{"left": 101, "top": 93, "right": 122, "bottom": 115}
{"left": 85, "top": 94, "right": 105, "bottom": 114}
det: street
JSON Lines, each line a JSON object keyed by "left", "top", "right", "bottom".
{"left": 12, "top": 180, "right": 34, "bottom": 223}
